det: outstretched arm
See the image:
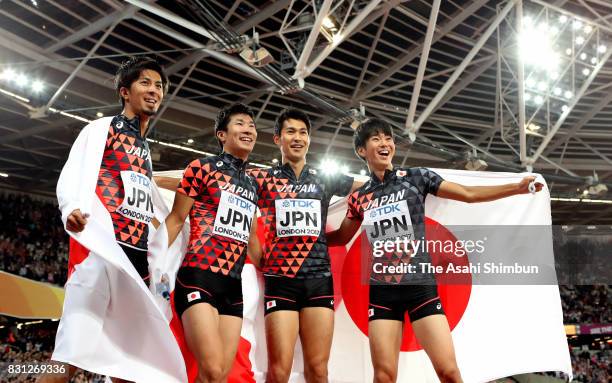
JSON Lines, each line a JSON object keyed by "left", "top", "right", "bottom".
{"left": 165, "top": 192, "right": 194, "bottom": 247}
{"left": 437, "top": 175, "right": 543, "bottom": 203}
{"left": 154, "top": 176, "right": 179, "bottom": 192}
{"left": 327, "top": 217, "right": 362, "bottom": 246}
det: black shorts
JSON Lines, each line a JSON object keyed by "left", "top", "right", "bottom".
{"left": 119, "top": 244, "right": 149, "bottom": 282}
{"left": 174, "top": 267, "right": 243, "bottom": 318}
{"left": 263, "top": 275, "right": 334, "bottom": 315}
{"left": 368, "top": 283, "right": 444, "bottom": 322}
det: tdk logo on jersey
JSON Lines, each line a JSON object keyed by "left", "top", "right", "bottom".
{"left": 282, "top": 200, "right": 315, "bottom": 209}
{"left": 396, "top": 170, "right": 406, "bottom": 177}
{"left": 128, "top": 172, "right": 150, "bottom": 187}
{"left": 309, "top": 169, "right": 317, "bottom": 175}
{"left": 369, "top": 203, "right": 401, "bottom": 218}
{"left": 226, "top": 194, "right": 254, "bottom": 213}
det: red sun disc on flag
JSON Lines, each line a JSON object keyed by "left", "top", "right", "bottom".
{"left": 340, "top": 217, "right": 472, "bottom": 352}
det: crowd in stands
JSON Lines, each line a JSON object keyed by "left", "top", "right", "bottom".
{"left": 0, "top": 191, "right": 610, "bottom": 381}
{"left": 570, "top": 347, "right": 610, "bottom": 383}
{"left": 0, "top": 320, "right": 103, "bottom": 382}
{"left": 0, "top": 193, "right": 68, "bottom": 286}
{"left": 561, "top": 284, "right": 611, "bottom": 324}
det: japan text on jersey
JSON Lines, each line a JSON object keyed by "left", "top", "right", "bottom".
{"left": 248, "top": 163, "right": 353, "bottom": 279}
{"left": 95, "top": 115, "right": 154, "bottom": 251}
{"left": 347, "top": 167, "right": 443, "bottom": 284}
{"left": 177, "top": 152, "right": 258, "bottom": 279}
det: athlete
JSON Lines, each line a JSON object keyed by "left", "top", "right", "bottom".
{"left": 42, "top": 56, "right": 169, "bottom": 383}
{"left": 164, "top": 103, "right": 259, "bottom": 383}
{"left": 327, "top": 118, "right": 543, "bottom": 383}
{"left": 248, "top": 109, "right": 361, "bottom": 383}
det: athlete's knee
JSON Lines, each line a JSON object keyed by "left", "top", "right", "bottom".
{"left": 436, "top": 365, "right": 462, "bottom": 383}
{"left": 373, "top": 365, "right": 397, "bottom": 383}
{"left": 266, "top": 362, "right": 292, "bottom": 383}
{"left": 303, "top": 357, "right": 328, "bottom": 382}
{"left": 197, "top": 361, "right": 224, "bottom": 383}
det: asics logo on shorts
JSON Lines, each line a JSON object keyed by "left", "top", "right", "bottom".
{"left": 368, "top": 308, "right": 375, "bottom": 317}
{"left": 266, "top": 300, "right": 277, "bottom": 309}
{"left": 436, "top": 302, "right": 442, "bottom": 310}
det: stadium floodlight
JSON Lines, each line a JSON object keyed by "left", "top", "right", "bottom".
{"left": 534, "top": 95, "right": 544, "bottom": 105}
{"left": 526, "top": 77, "right": 536, "bottom": 88}
{"left": 559, "top": 15, "right": 567, "bottom": 23}
{"left": 550, "top": 72, "right": 559, "bottom": 80}
{"left": 518, "top": 22, "right": 559, "bottom": 71}
{"left": 31, "top": 80, "right": 44, "bottom": 93}
{"left": 565, "top": 48, "right": 572, "bottom": 56}
{"left": 580, "top": 52, "right": 587, "bottom": 60}
{"left": 187, "top": 138, "right": 194, "bottom": 144}
{"left": 564, "top": 90, "right": 573, "bottom": 99}
{"left": 537, "top": 81, "right": 547, "bottom": 91}
{"left": 573, "top": 20, "right": 582, "bottom": 29}
{"left": 553, "top": 87, "right": 562, "bottom": 96}
{"left": 590, "top": 57, "right": 597, "bottom": 64}
{"left": 524, "top": 93, "right": 532, "bottom": 101}
{"left": 15, "top": 73, "right": 28, "bottom": 87}
{"left": 96, "top": 112, "right": 104, "bottom": 118}
{"left": 575, "top": 36, "right": 585, "bottom": 45}
{"left": 582, "top": 68, "right": 590, "bottom": 76}
{"left": 584, "top": 25, "right": 593, "bottom": 34}
{"left": 561, "top": 105, "right": 569, "bottom": 112}
{"left": 0, "top": 68, "right": 15, "bottom": 81}
{"left": 321, "top": 158, "right": 340, "bottom": 175}
{"left": 598, "top": 45, "right": 607, "bottom": 53}
{"left": 359, "top": 169, "right": 366, "bottom": 176}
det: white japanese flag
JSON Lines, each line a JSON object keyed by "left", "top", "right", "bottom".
{"left": 154, "top": 169, "right": 572, "bottom": 383}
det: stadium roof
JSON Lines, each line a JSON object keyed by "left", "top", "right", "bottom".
{"left": 1, "top": 0, "right": 611, "bottom": 223}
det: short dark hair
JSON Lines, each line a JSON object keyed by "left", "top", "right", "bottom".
{"left": 214, "top": 103, "right": 255, "bottom": 149}
{"left": 115, "top": 56, "right": 169, "bottom": 107}
{"left": 353, "top": 118, "right": 394, "bottom": 161}
{"left": 274, "top": 108, "right": 311, "bottom": 136}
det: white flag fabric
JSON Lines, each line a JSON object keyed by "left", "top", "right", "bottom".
{"left": 53, "top": 117, "right": 187, "bottom": 383}
{"left": 154, "top": 168, "right": 571, "bottom": 383}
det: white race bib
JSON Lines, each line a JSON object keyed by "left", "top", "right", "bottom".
{"left": 117, "top": 171, "right": 154, "bottom": 223}
{"left": 362, "top": 200, "right": 414, "bottom": 244}
{"left": 213, "top": 191, "right": 255, "bottom": 243}
{"left": 275, "top": 199, "right": 321, "bottom": 237}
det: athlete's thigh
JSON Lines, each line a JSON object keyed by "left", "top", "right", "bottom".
{"left": 265, "top": 310, "right": 300, "bottom": 366}
{"left": 411, "top": 314, "right": 458, "bottom": 372}
{"left": 368, "top": 319, "right": 403, "bottom": 372}
{"left": 181, "top": 303, "right": 223, "bottom": 367}
{"left": 218, "top": 314, "right": 243, "bottom": 372}
{"left": 298, "top": 307, "right": 334, "bottom": 365}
